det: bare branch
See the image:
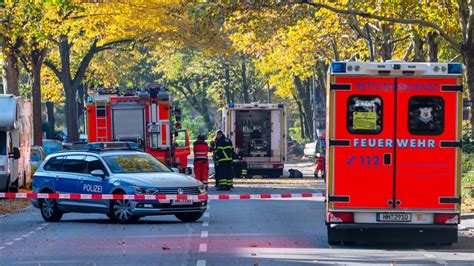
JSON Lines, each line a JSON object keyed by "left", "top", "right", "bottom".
{"left": 299, "top": 0, "right": 462, "bottom": 51}
{"left": 96, "top": 39, "right": 133, "bottom": 52}
{"left": 403, "top": 43, "right": 414, "bottom": 61}
{"left": 44, "top": 60, "right": 62, "bottom": 81}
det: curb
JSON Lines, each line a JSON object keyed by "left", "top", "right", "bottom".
{"left": 461, "top": 213, "right": 474, "bottom": 220}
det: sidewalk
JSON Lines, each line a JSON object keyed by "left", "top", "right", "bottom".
{"left": 460, "top": 213, "right": 474, "bottom": 238}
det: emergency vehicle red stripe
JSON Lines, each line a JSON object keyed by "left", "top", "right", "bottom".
{"left": 0, "top": 192, "right": 324, "bottom": 200}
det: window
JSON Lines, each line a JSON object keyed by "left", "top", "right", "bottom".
{"left": 0, "top": 131, "right": 6, "bottom": 155}
{"left": 103, "top": 154, "right": 171, "bottom": 174}
{"left": 61, "top": 155, "right": 86, "bottom": 173}
{"left": 347, "top": 95, "right": 383, "bottom": 134}
{"left": 43, "top": 156, "right": 64, "bottom": 171}
{"left": 408, "top": 96, "right": 444, "bottom": 135}
{"left": 85, "top": 156, "right": 107, "bottom": 175}
{"left": 42, "top": 140, "right": 63, "bottom": 155}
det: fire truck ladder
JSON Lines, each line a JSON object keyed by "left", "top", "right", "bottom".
{"left": 95, "top": 100, "right": 109, "bottom": 142}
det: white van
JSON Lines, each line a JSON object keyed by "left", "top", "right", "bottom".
{"left": 0, "top": 95, "right": 21, "bottom": 192}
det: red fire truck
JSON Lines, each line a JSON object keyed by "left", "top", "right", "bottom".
{"left": 326, "top": 61, "right": 463, "bottom": 245}
{"left": 86, "top": 85, "right": 191, "bottom": 172}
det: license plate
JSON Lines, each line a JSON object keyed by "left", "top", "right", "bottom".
{"left": 377, "top": 213, "right": 411, "bottom": 222}
{"left": 171, "top": 200, "right": 193, "bottom": 206}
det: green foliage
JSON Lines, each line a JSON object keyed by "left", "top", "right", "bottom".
{"left": 462, "top": 130, "right": 474, "bottom": 154}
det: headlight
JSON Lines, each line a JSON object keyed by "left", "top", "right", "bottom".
{"left": 133, "top": 186, "right": 146, "bottom": 194}
{"left": 199, "top": 185, "right": 207, "bottom": 194}
{"left": 133, "top": 187, "right": 158, "bottom": 195}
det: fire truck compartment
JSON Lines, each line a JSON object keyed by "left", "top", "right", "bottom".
{"left": 112, "top": 107, "right": 145, "bottom": 144}
{"left": 235, "top": 110, "right": 272, "bottom": 157}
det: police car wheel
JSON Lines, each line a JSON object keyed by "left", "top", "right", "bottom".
{"left": 175, "top": 212, "right": 204, "bottom": 223}
{"left": 39, "top": 198, "right": 63, "bottom": 222}
{"left": 109, "top": 199, "right": 135, "bottom": 223}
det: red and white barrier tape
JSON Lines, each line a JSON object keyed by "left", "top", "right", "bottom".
{"left": 0, "top": 192, "right": 325, "bottom": 201}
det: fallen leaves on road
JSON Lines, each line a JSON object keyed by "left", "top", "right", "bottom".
{"left": 162, "top": 244, "right": 170, "bottom": 250}
{"left": 0, "top": 199, "right": 31, "bottom": 215}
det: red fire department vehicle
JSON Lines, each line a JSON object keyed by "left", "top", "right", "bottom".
{"left": 326, "top": 61, "right": 463, "bottom": 245}
{"left": 86, "top": 85, "right": 191, "bottom": 172}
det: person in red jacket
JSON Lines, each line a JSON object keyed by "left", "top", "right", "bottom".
{"left": 193, "top": 134, "right": 209, "bottom": 188}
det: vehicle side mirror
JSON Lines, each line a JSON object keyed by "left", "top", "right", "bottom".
{"left": 9, "top": 147, "right": 21, "bottom": 160}
{"left": 91, "top": 169, "right": 105, "bottom": 178}
{"left": 185, "top": 167, "right": 192, "bottom": 175}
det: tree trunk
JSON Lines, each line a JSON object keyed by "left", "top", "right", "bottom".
{"left": 413, "top": 33, "right": 424, "bottom": 62}
{"left": 46, "top": 102, "right": 55, "bottom": 139}
{"left": 379, "top": 24, "right": 393, "bottom": 61}
{"left": 241, "top": 59, "right": 250, "bottom": 103}
{"left": 464, "top": 49, "right": 474, "bottom": 132}
{"left": 199, "top": 104, "right": 213, "bottom": 131}
{"left": 293, "top": 95, "right": 306, "bottom": 139}
{"left": 294, "top": 76, "right": 313, "bottom": 140}
{"left": 224, "top": 63, "right": 232, "bottom": 104}
{"left": 427, "top": 32, "right": 439, "bottom": 62}
{"left": 58, "top": 35, "right": 78, "bottom": 141}
{"left": 4, "top": 51, "right": 20, "bottom": 96}
{"left": 31, "top": 58, "right": 43, "bottom": 146}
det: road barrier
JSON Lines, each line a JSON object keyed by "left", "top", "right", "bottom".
{"left": 0, "top": 192, "right": 325, "bottom": 201}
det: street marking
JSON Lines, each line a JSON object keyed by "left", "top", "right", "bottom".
{"left": 0, "top": 247, "right": 4, "bottom": 250}
{"left": 203, "top": 212, "right": 210, "bottom": 218}
{"left": 197, "top": 260, "right": 206, "bottom": 266}
{"left": 4, "top": 242, "right": 13, "bottom": 246}
{"left": 42, "top": 223, "right": 49, "bottom": 226}
{"left": 201, "top": 231, "right": 208, "bottom": 238}
{"left": 35, "top": 227, "right": 44, "bottom": 231}
{"left": 21, "top": 234, "right": 29, "bottom": 238}
{"left": 13, "top": 238, "right": 23, "bottom": 241}
{"left": 202, "top": 221, "right": 209, "bottom": 227}
{"left": 199, "top": 243, "right": 207, "bottom": 252}
{"left": 28, "top": 231, "right": 35, "bottom": 234}
{"left": 425, "top": 254, "right": 435, "bottom": 258}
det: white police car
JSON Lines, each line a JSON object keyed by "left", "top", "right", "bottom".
{"left": 31, "top": 142, "right": 207, "bottom": 223}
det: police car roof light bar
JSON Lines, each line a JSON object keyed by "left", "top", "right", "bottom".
{"left": 85, "top": 142, "right": 139, "bottom": 151}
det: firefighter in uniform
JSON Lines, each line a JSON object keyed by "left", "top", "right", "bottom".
{"left": 212, "top": 130, "right": 234, "bottom": 190}
{"left": 232, "top": 147, "right": 248, "bottom": 179}
{"left": 193, "top": 134, "right": 209, "bottom": 189}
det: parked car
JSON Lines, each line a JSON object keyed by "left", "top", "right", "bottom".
{"left": 42, "top": 139, "right": 63, "bottom": 155}
{"left": 30, "top": 146, "right": 46, "bottom": 171}
{"left": 304, "top": 141, "right": 317, "bottom": 158}
{"left": 31, "top": 142, "right": 207, "bottom": 223}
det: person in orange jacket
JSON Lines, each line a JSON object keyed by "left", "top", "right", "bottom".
{"left": 193, "top": 134, "right": 209, "bottom": 189}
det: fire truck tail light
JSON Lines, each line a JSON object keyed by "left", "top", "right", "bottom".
{"left": 434, "top": 214, "right": 459, "bottom": 224}
{"left": 448, "top": 63, "right": 462, "bottom": 74}
{"left": 331, "top": 62, "right": 346, "bottom": 73}
{"left": 328, "top": 212, "right": 354, "bottom": 223}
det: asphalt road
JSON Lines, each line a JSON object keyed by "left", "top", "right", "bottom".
{"left": 0, "top": 181, "right": 473, "bottom": 265}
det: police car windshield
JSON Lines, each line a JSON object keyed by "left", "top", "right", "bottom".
{"left": 102, "top": 153, "right": 172, "bottom": 174}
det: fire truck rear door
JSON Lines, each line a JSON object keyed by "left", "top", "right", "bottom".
{"left": 329, "top": 76, "right": 395, "bottom": 209}
{"left": 395, "top": 77, "right": 461, "bottom": 211}
{"left": 111, "top": 107, "right": 146, "bottom": 142}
